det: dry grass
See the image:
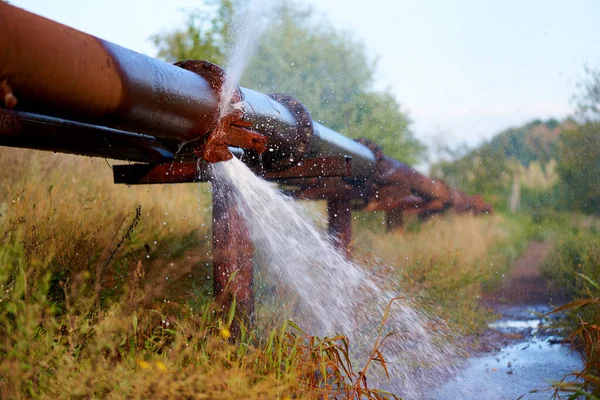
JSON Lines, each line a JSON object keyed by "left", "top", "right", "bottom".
{"left": 0, "top": 255, "right": 398, "bottom": 399}
{"left": 354, "top": 214, "right": 513, "bottom": 333}
{"left": 0, "top": 148, "right": 548, "bottom": 398}
{"left": 0, "top": 149, "right": 400, "bottom": 399}
{"left": 0, "top": 149, "right": 215, "bottom": 304}
{"left": 0, "top": 148, "right": 210, "bottom": 238}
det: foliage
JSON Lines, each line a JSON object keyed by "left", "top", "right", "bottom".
{"left": 547, "top": 275, "right": 600, "bottom": 399}
{"left": 431, "top": 119, "right": 569, "bottom": 211}
{"left": 432, "top": 145, "right": 509, "bottom": 205}
{"left": 557, "top": 122, "right": 600, "bottom": 215}
{"left": 542, "top": 226, "right": 600, "bottom": 301}
{"left": 242, "top": 2, "right": 423, "bottom": 163}
{"left": 151, "top": 0, "right": 235, "bottom": 65}
{"left": 151, "top": 0, "right": 424, "bottom": 164}
{"left": 536, "top": 214, "right": 600, "bottom": 397}
{"left": 487, "top": 119, "right": 561, "bottom": 166}
{"left": 0, "top": 149, "right": 399, "bottom": 399}
{"left": 575, "top": 65, "right": 600, "bottom": 121}
{"left": 0, "top": 244, "right": 397, "bottom": 399}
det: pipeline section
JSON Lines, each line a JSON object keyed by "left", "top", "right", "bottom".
{"left": 0, "top": 3, "right": 489, "bottom": 214}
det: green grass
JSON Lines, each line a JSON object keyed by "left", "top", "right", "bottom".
{"left": 0, "top": 149, "right": 403, "bottom": 399}
{"left": 0, "top": 251, "right": 398, "bottom": 399}
{"left": 4, "top": 148, "right": 589, "bottom": 398}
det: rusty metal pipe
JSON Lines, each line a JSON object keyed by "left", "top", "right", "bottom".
{"left": 0, "top": 4, "right": 488, "bottom": 213}
{"left": 311, "top": 122, "right": 376, "bottom": 180}
{"left": 240, "top": 89, "right": 376, "bottom": 179}
{"left": 0, "top": 3, "right": 218, "bottom": 142}
{"left": 376, "top": 157, "right": 451, "bottom": 202}
{"left": 0, "top": 4, "right": 378, "bottom": 177}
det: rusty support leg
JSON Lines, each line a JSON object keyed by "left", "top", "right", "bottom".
{"left": 385, "top": 209, "right": 404, "bottom": 233}
{"left": 327, "top": 199, "right": 352, "bottom": 253}
{"left": 212, "top": 180, "right": 254, "bottom": 329}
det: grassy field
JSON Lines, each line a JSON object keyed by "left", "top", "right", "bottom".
{"left": 1, "top": 149, "right": 592, "bottom": 398}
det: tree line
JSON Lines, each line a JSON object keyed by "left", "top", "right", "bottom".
{"left": 431, "top": 70, "right": 600, "bottom": 215}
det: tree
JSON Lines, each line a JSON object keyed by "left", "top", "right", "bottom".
{"left": 557, "top": 123, "right": 600, "bottom": 214}
{"left": 431, "top": 145, "right": 509, "bottom": 205}
{"left": 151, "top": 0, "right": 235, "bottom": 65}
{"left": 576, "top": 66, "right": 600, "bottom": 121}
{"left": 151, "top": 0, "right": 424, "bottom": 165}
{"left": 553, "top": 66, "right": 600, "bottom": 214}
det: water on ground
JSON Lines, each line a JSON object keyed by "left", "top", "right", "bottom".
{"left": 437, "top": 242, "right": 582, "bottom": 399}
{"left": 436, "top": 304, "right": 582, "bottom": 399}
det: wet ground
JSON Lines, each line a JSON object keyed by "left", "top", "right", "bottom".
{"left": 435, "top": 242, "right": 583, "bottom": 399}
{"left": 436, "top": 305, "right": 582, "bottom": 399}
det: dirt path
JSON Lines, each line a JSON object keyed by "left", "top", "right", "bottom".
{"left": 483, "top": 241, "right": 567, "bottom": 307}
{"left": 436, "top": 242, "right": 582, "bottom": 399}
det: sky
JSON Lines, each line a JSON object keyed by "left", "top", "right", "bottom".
{"left": 13, "top": 0, "right": 600, "bottom": 155}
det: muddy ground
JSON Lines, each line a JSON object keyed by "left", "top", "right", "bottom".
{"left": 435, "top": 241, "right": 583, "bottom": 400}
{"left": 475, "top": 241, "right": 569, "bottom": 352}
{"left": 483, "top": 241, "right": 568, "bottom": 307}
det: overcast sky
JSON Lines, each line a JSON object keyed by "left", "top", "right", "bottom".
{"left": 14, "top": 0, "right": 600, "bottom": 152}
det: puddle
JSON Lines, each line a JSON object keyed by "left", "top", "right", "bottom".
{"left": 434, "top": 305, "right": 583, "bottom": 399}
{"left": 488, "top": 319, "right": 542, "bottom": 332}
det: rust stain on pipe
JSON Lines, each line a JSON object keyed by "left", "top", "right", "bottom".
{"left": 1, "top": 80, "right": 18, "bottom": 109}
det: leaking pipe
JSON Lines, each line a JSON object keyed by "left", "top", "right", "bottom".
{"left": 0, "top": 3, "right": 377, "bottom": 177}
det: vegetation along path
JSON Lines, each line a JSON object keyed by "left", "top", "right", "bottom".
{"left": 437, "top": 241, "right": 582, "bottom": 399}
{"left": 485, "top": 241, "right": 566, "bottom": 306}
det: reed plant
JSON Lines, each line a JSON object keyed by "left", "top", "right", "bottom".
{"left": 543, "top": 230, "right": 600, "bottom": 399}
{"left": 546, "top": 276, "right": 600, "bottom": 399}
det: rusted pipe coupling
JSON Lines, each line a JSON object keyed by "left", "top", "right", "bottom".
{"left": 265, "top": 93, "right": 314, "bottom": 169}
{"left": 175, "top": 60, "right": 267, "bottom": 163}
{"left": 356, "top": 137, "right": 385, "bottom": 169}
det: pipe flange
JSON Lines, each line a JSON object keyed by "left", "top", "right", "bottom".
{"left": 175, "top": 60, "right": 267, "bottom": 163}
{"left": 268, "top": 93, "right": 314, "bottom": 166}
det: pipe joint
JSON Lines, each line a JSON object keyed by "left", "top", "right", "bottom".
{"left": 265, "top": 93, "right": 314, "bottom": 169}
{"left": 175, "top": 60, "right": 267, "bottom": 163}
